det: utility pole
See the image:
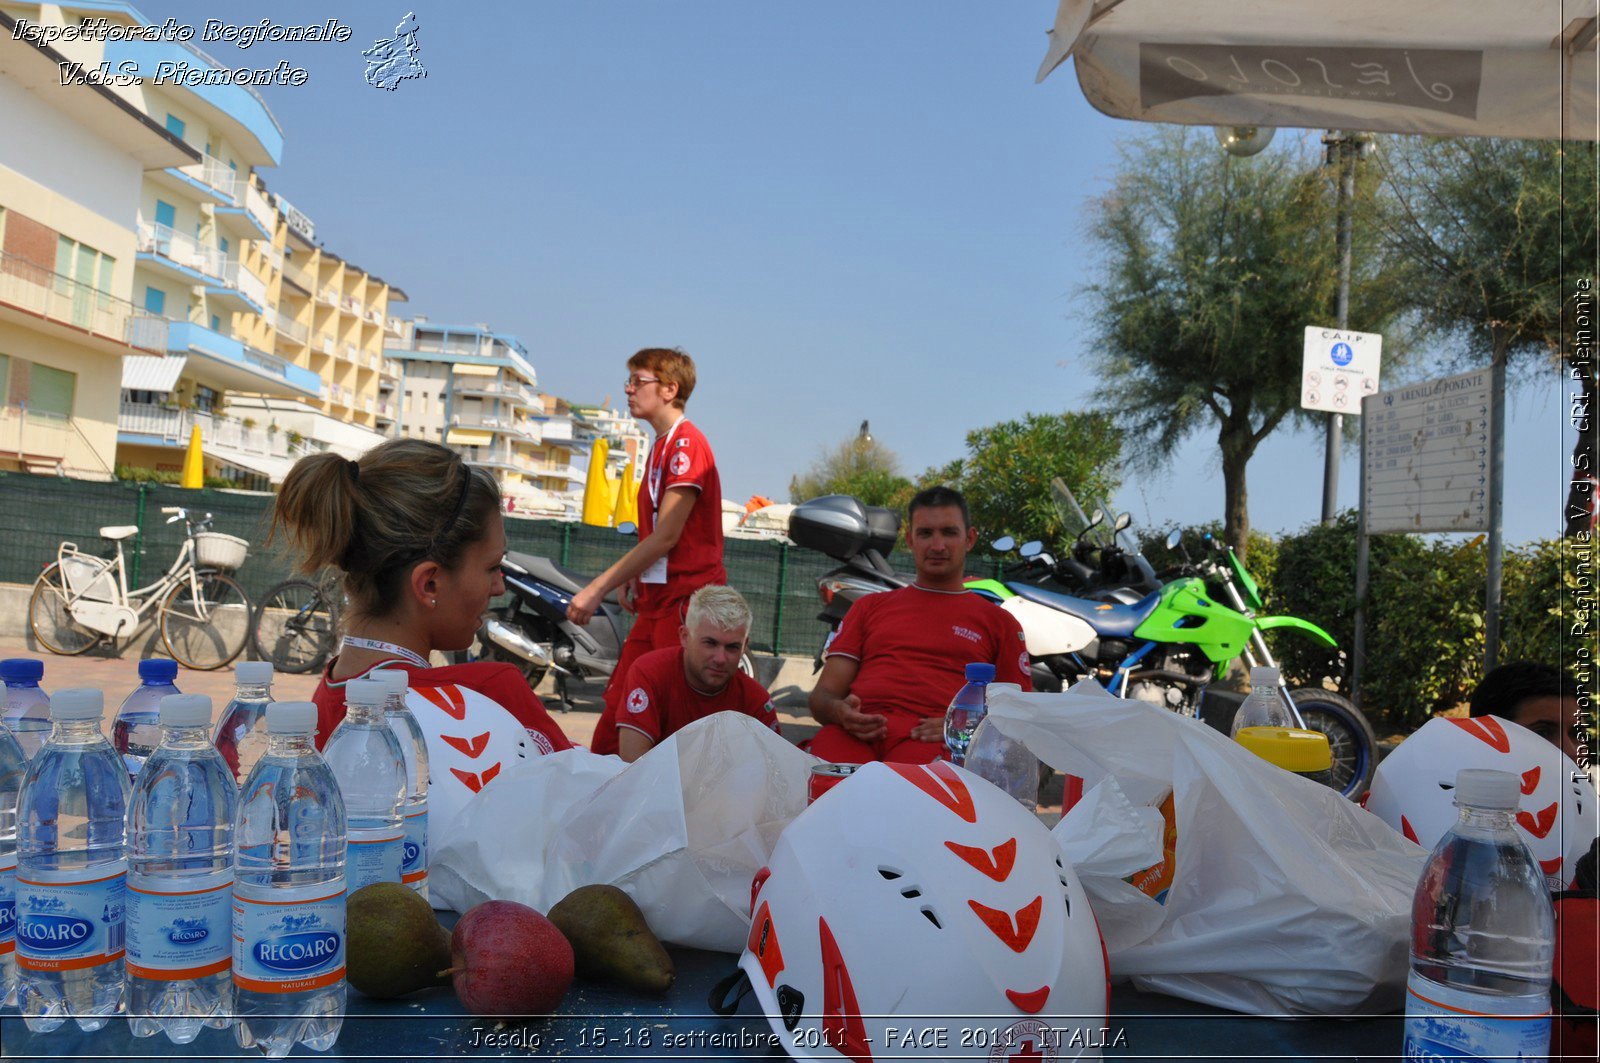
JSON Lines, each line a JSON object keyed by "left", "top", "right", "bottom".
{"left": 1320, "top": 131, "right": 1370, "bottom": 524}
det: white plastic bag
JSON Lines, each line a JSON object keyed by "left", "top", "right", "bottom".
{"left": 985, "top": 682, "right": 1426, "bottom": 1017}
{"left": 430, "top": 712, "right": 816, "bottom": 952}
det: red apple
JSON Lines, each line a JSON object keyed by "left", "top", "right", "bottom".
{"left": 447, "top": 900, "right": 574, "bottom": 1016}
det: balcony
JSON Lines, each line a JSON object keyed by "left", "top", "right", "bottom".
{"left": 266, "top": 309, "right": 308, "bottom": 346}
{"left": 280, "top": 258, "right": 316, "bottom": 294}
{"left": 450, "top": 378, "right": 539, "bottom": 408}
{"left": 375, "top": 398, "right": 396, "bottom": 422}
{"left": 385, "top": 315, "right": 406, "bottom": 337}
{"left": 450, "top": 412, "right": 542, "bottom": 443}
{"left": 137, "top": 221, "right": 228, "bottom": 285}
{"left": 205, "top": 260, "right": 268, "bottom": 314}
{"left": 318, "top": 335, "right": 336, "bottom": 355}
{"left": 464, "top": 446, "right": 535, "bottom": 475}
{"left": 103, "top": 39, "right": 284, "bottom": 166}
{"left": 118, "top": 401, "right": 291, "bottom": 461}
{"left": 318, "top": 286, "right": 341, "bottom": 307}
{"left": 153, "top": 151, "right": 243, "bottom": 206}
{"left": 213, "top": 181, "right": 276, "bottom": 241}
{"left": 164, "top": 320, "right": 321, "bottom": 399}
{"left": 0, "top": 251, "right": 167, "bottom": 354}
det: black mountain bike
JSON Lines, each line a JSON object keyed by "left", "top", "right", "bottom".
{"left": 251, "top": 571, "right": 340, "bottom": 674}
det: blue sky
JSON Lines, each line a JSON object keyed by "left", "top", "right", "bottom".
{"left": 149, "top": 0, "right": 1574, "bottom": 545}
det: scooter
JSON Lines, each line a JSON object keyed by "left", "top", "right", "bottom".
{"left": 787, "top": 494, "right": 910, "bottom": 671}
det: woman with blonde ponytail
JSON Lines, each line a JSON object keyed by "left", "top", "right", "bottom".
{"left": 272, "top": 439, "right": 571, "bottom": 753}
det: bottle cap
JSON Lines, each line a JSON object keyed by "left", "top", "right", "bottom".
{"left": 267, "top": 701, "right": 318, "bottom": 734}
{"left": 1453, "top": 768, "right": 1520, "bottom": 810}
{"left": 160, "top": 693, "right": 212, "bottom": 728}
{"left": 138, "top": 659, "right": 180, "bottom": 684}
{"left": 50, "top": 688, "right": 104, "bottom": 721}
{"left": 369, "top": 668, "right": 410, "bottom": 695}
{"left": 965, "top": 662, "right": 997, "bottom": 683}
{"left": 345, "top": 679, "right": 386, "bottom": 707}
{"left": 1, "top": 658, "right": 44, "bottom": 683}
{"left": 1249, "top": 666, "right": 1280, "bottom": 689}
{"left": 235, "top": 661, "right": 274, "bottom": 686}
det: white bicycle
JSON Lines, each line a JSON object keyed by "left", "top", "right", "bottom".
{"left": 28, "top": 506, "right": 253, "bottom": 670}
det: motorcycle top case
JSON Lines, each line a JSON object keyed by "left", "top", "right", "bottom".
{"left": 787, "top": 494, "right": 901, "bottom": 560}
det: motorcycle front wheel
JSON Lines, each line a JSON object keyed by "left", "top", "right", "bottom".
{"left": 1286, "top": 688, "right": 1378, "bottom": 801}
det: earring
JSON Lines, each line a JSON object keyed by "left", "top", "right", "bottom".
{"left": 429, "top": 598, "right": 437, "bottom": 607}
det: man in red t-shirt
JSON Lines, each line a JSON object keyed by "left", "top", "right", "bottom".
{"left": 808, "top": 486, "right": 1031, "bottom": 765}
{"left": 567, "top": 348, "right": 727, "bottom": 743}
{"left": 591, "top": 584, "right": 778, "bottom": 761}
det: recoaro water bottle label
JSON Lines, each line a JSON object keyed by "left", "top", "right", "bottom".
{"left": 232, "top": 879, "right": 346, "bottom": 994}
{"left": 1403, "top": 972, "right": 1551, "bottom": 1061}
{"left": 14, "top": 861, "right": 128, "bottom": 971}
{"left": 0, "top": 851, "right": 15, "bottom": 955}
{"left": 125, "top": 868, "right": 232, "bottom": 979}
{"left": 401, "top": 807, "right": 427, "bottom": 886}
{"left": 348, "top": 826, "right": 404, "bottom": 892}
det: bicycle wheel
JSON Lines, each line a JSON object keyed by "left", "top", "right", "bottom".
{"left": 27, "top": 562, "right": 103, "bottom": 655}
{"left": 160, "top": 571, "right": 250, "bottom": 670}
{"left": 252, "top": 578, "right": 339, "bottom": 674}
{"left": 1288, "top": 687, "right": 1379, "bottom": 801}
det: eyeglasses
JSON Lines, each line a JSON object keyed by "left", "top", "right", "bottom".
{"left": 624, "top": 375, "right": 660, "bottom": 390}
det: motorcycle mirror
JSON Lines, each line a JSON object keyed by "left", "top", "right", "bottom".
{"left": 1114, "top": 512, "right": 1132, "bottom": 532}
{"left": 1089, "top": 508, "right": 1104, "bottom": 527}
{"left": 1019, "top": 540, "right": 1044, "bottom": 558}
{"left": 991, "top": 536, "right": 1016, "bottom": 553}
{"left": 1165, "top": 529, "right": 1182, "bottom": 550}
{"left": 616, "top": 521, "right": 638, "bottom": 536}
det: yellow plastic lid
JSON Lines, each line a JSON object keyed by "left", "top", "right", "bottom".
{"left": 1235, "top": 726, "right": 1333, "bottom": 773}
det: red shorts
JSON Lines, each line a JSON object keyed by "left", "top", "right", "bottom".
{"left": 806, "top": 711, "right": 945, "bottom": 765}
{"left": 591, "top": 599, "right": 688, "bottom": 755}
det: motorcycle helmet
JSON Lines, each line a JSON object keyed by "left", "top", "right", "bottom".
{"left": 405, "top": 682, "right": 554, "bottom": 837}
{"left": 735, "top": 760, "right": 1108, "bottom": 1060}
{"left": 1367, "top": 715, "right": 1597, "bottom": 890}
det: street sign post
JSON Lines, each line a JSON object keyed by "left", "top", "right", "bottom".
{"left": 1352, "top": 368, "right": 1499, "bottom": 702}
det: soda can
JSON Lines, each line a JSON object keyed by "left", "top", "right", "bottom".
{"left": 808, "top": 763, "right": 857, "bottom": 804}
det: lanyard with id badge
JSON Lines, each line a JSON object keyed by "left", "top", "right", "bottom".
{"left": 641, "top": 418, "right": 690, "bottom": 584}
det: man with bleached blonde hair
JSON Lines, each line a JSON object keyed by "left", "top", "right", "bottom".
{"left": 595, "top": 584, "right": 781, "bottom": 762}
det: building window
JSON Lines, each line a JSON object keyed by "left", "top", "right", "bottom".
{"left": 154, "top": 200, "right": 176, "bottom": 231}
{"left": 144, "top": 287, "right": 166, "bottom": 316}
{"left": 27, "top": 363, "right": 76, "bottom": 421}
{"left": 219, "top": 236, "right": 229, "bottom": 256}
{"left": 192, "top": 385, "right": 219, "bottom": 414}
{"left": 0, "top": 354, "right": 8, "bottom": 405}
{"left": 165, "top": 114, "right": 186, "bottom": 141}
{"left": 210, "top": 314, "right": 221, "bottom": 332}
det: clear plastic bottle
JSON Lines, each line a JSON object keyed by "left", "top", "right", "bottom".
{"left": 15, "top": 688, "right": 131, "bottom": 1032}
{"left": 963, "top": 684, "right": 1040, "bottom": 811}
{"left": 1229, "top": 665, "right": 1292, "bottom": 736}
{"left": 371, "top": 668, "right": 429, "bottom": 900}
{"left": 1403, "top": 768, "right": 1555, "bottom": 1061}
{"left": 212, "top": 661, "right": 275, "bottom": 785}
{"left": 233, "top": 701, "right": 347, "bottom": 1058}
{"left": 942, "top": 662, "right": 995, "bottom": 767}
{"left": 111, "top": 659, "right": 182, "bottom": 783}
{"left": 1, "top": 658, "right": 51, "bottom": 762}
{"left": 323, "top": 680, "right": 406, "bottom": 894}
{"left": 125, "top": 693, "right": 238, "bottom": 1043}
{"left": 0, "top": 718, "right": 25, "bottom": 1007}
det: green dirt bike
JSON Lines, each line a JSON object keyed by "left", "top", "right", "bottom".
{"left": 965, "top": 485, "right": 1377, "bottom": 799}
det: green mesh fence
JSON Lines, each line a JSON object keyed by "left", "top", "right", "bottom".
{"left": 1, "top": 472, "right": 1011, "bottom": 657}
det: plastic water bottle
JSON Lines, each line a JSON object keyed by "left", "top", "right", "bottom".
{"left": 372, "top": 668, "right": 429, "bottom": 900}
{"left": 964, "top": 684, "right": 1040, "bottom": 811}
{"left": 125, "top": 694, "right": 238, "bottom": 1042}
{"left": 15, "top": 688, "right": 131, "bottom": 1032}
{"left": 0, "top": 719, "right": 25, "bottom": 1007}
{"left": 323, "top": 680, "right": 406, "bottom": 894}
{"left": 1403, "top": 768, "right": 1555, "bottom": 1061}
{"left": 1, "top": 658, "right": 51, "bottom": 762}
{"left": 1229, "top": 665, "right": 1292, "bottom": 736}
{"left": 212, "top": 661, "right": 275, "bottom": 785}
{"left": 943, "top": 662, "right": 995, "bottom": 767}
{"left": 233, "top": 701, "right": 346, "bottom": 1057}
{"left": 112, "top": 659, "right": 182, "bottom": 782}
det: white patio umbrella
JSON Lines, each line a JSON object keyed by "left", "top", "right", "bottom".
{"left": 1037, "top": 0, "right": 1597, "bottom": 140}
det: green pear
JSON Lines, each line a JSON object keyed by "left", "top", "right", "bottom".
{"left": 346, "top": 882, "right": 453, "bottom": 998}
{"left": 547, "top": 884, "right": 675, "bottom": 994}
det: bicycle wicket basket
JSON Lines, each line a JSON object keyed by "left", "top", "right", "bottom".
{"left": 194, "top": 532, "right": 249, "bottom": 571}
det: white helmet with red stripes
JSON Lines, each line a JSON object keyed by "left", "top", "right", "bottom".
{"left": 403, "top": 682, "right": 555, "bottom": 838}
{"left": 1366, "top": 715, "right": 1596, "bottom": 890}
{"left": 738, "top": 760, "right": 1108, "bottom": 1061}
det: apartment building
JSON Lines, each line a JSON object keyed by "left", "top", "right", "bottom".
{"left": 0, "top": 8, "right": 193, "bottom": 478}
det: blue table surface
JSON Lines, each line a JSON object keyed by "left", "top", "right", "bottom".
{"left": 1, "top": 943, "right": 1404, "bottom": 1062}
